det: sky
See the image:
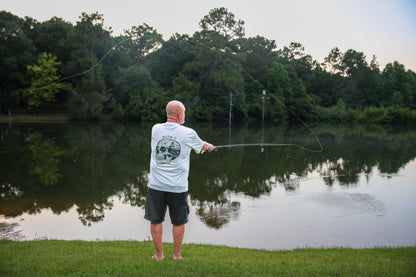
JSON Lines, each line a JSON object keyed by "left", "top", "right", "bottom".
{"left": 3, "top": 0, "right": 416, "bottom": 71}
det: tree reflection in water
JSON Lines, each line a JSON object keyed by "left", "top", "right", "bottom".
{"left": 0, "top": 122, "right": 415, "bottom": 230}
{"left": 196, "top": 201, "right": 240, "bottom": 229}
{"left": 0, "top": 221, "right": 24, "bottom": 240}
{"left": 77, "top": 201, "right": 112, "bottom": 226}
{"left": 27, "top": 133, "right": 65, "bottom": 186}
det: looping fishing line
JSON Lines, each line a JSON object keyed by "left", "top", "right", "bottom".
{"left": 23, "top": 34, "right": 322, "bottom": 153}
{"left": 23, "top": 37, "right": 132, "bottom": 93}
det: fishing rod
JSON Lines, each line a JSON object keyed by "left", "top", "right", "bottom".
{"left": 201, "top": 142, "right": 316, "bottom": 154}
{"left": 215, "top": 143, "right": 295, "bottom": 149}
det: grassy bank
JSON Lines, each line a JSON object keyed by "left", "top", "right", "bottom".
{"left": 1, "top": 241, "right": 415, "bottom": 276}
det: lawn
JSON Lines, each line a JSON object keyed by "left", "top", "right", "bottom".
{"left": 1, "top": 240, "right": 415, "bottom": 276}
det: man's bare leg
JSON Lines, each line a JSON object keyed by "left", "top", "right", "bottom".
{"left": 150, "top": 223, "right": 164, "bottom": 260}
{"left": 172, "top": 224, "right": 185, "bottom": 259}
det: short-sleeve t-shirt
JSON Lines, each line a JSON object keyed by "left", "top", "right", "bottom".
{"left": 148, "top": 122, "right": 205, "bottom": 193}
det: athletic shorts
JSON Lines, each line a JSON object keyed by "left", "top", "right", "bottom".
{"left": 144, "top": 188, "right": 189, "bottom": 225}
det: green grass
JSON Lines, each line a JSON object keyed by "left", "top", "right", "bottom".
{"left": 0, "top": 240, "right": 415, "bottom": 276}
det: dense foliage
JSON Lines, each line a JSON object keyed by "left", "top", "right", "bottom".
{"left": 1, "top": 8, "right": 415, "bottom": 124}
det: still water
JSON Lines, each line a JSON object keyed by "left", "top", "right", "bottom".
{"left": 1, "top": 122, "right": 415, "bottom": 250}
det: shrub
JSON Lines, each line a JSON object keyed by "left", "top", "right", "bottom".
{"left": 383, "top": 106, "right": 413, "bottom": 125}
{"left": 355, "top": 106, "right": 386, "bottom": 124}
{"left": 112, "top": 103, "right": 125, "bottom": 121}
{"left": 66, "top": 91, "right": 85, "bottom": 120}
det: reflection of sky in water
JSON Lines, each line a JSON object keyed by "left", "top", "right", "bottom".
{"left": 14, "top": 198, "right": 148, "bottom": 241}
{"left": 303, "top": 192, "right": 387, "bottom": 217}
{"left": 9, "top": 159, "right": 416, "bottom": 250}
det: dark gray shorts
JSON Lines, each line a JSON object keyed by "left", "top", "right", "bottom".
{"left": 144, "top": 188, "right": 189, "bottom": 225}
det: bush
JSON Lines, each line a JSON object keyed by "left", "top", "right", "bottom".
{"left": 383, "top": 106, "right": 413, "bottom": 125}
{"left": 112, "top": 103, "right": 125, "bottom": 121}
{"left": 66, "top": 91, "right": 85, "bottom": 120}
{"left": 316, "top": 99, "right": 350, "bottom": 123}
{"left": 355, "top": 106, "right": 386, "bottom": 124}
{"left": 65, "top": 89, "right": 115, "bottom": 121}
{"left": 124, "top": 94, "right": 143, "bottom": 121}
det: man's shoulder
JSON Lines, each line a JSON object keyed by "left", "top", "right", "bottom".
{"left": 152, "top": 122, "right": 197, "bottom": 134}
{"left": 152, "top": 122, "right": 169, "bottom": 130}
{"left": 179, "top": 124, "right": 196, "bottom": 133}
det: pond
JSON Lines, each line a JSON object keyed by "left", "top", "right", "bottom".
{"left": 1, "top": 122, "right": 415, "bottom": 250}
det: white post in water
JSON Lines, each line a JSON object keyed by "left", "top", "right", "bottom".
{"left": 261, "top": 90, "right": 266, "bottom": 152}
{"left": 262, "top": 90, "right": 266, "bottom": 126}
{"left": 229, "top": 92, "right": 233, "bottom": 127}
{"left": 229, "top": 92, "right": 233, "bottom": 147}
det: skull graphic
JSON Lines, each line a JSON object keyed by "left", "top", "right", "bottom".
{"left": 156, "top": 139, "right": 181, "bottom": 164}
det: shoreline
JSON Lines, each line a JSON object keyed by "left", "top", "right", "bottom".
{"left": 0, "top": 114, "right": 71, "bottom": 123}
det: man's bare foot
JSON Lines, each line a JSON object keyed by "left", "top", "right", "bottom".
{"left": 173, "top": 255, "right": 184, "bottom": 260}
{"left": 152, "top": 254, "right": 164, "bottom": 260}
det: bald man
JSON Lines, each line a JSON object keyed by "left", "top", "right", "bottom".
{"left": 145, "top": 100, "right": 215, "bottom": 260}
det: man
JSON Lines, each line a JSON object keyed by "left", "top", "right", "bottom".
{"left": 144, "top": 100, "right": 215, "bottom": 260}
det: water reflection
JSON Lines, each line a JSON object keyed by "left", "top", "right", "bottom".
{"left": 196, "top": 201, "right": 240, "bottom": 229}
{"left": 0, "top": 123, "right": 416, "bottom": 230}
{"left": 0, "top": 215, "right": 23, "bottom": 240}
{"left": 305, "top": 192, "right": 388, "bottom": 217}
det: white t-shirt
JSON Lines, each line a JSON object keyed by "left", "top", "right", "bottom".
{"left": 148, "top": 122, "right": 205, "bottom": 193}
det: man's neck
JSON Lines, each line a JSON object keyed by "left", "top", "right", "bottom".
{"left": 167, "top": 117, "right": 181, "bottom": 124}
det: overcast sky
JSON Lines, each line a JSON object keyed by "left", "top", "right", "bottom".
{"left": 3, "top": 0, "right": 416, "bottom": 71}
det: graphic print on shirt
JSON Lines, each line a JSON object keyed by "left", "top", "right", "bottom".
{"left": 156, "top": 139, "right": 181, "bottom": 164}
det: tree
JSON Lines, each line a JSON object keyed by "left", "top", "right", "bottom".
{"left": 101, "top": 35, "right": 135, "bottom": 94}
{"left": 338, "top": 49, "right": 368, "bottom": 108}
{"left": 381, "top": 61, "right": 416, "bottom": 108}
{"left": 237, "top": 36, "right": 277, "bottom": 76}
{"left": 172, "top": 73, "right": 201, "bottom": 119}
{"left": 278, "top": 42, "right": 306, "bottom": 62}
{"left": 359, "top": 55, "right": 382, "bottom": 107}
{"left": 63, "top": 12, "right": 111, "bottom": 92}
{"left": 323, "top": 47, "right": 344, "bottom": 75}
{"left": 26, "top": 53, "right": 66, "bottom": 106}
{"left": 0, "top": 11, "right": 36, "bottom": 114}
{"left": 284, "top": 64, "right": 316, "bottom": 121}
{"left": 123, "top": 23, "right": 163, "bottom": 63}
{"left": 199, "top": 7, "right": 245, "bottom": 40}
{"left": 147, "top": 34, "right": 197, "bottom": 89}
{"left": 341, "top": 49, "right": 367, "bottom": 78}
{"left": 61, "top": 12, "right": 114, "bottom": 119}
{"left": 305, "top": 68, "right": 344, "bottom": 107}
{"left": 32, "top": 17, "right": 73, "bottom": 58}
{"left": 257, "top": 62, "right": 291, "bottom": 122}
{"left": 112, "top": 65, "right": 158, "bottom": 106}
{"left": 236, "top": 36, "right": 278, "bottom": 119}
{"left": 180, "top": 7, "right": 247, "bottom": 121}
{"left": 278, "top": 42, "right": 314, "bottom": 84}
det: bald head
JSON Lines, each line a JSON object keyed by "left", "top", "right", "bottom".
{"left": 166, "top": 100, "right": 185, "bottom": 124}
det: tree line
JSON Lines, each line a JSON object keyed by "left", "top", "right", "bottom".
{"left": 1, "top": 8, "right": 416, "bottom": 124}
